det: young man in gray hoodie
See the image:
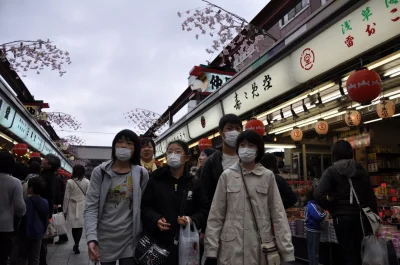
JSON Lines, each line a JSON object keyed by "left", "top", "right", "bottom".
{"left": 0, "top": 151, "right": 26, "bottom": 265}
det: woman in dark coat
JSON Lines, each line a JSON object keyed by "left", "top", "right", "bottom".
{"left": 141, "top": 140, "right": 208, "bottom": 265}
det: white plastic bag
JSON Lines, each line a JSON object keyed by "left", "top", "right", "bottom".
{"left": 179, "top": 217, "right": 200, "bottom": 265}
{"left": 52, "top": 212, "right": 67, "bottom": 236}
{"left": 361, "top": 235, "right": 389, "bottom": 265}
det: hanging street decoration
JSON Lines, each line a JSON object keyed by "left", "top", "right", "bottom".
{"left": 198, "top": 138, "right": 213, "bottom": 151}
{"left": 346, "top": 68, "right": 382, "bottom": 105}
{"left": 376, "top": 97, "right": 396, "bottom": 119}
{"left": 40, "top": 112, "right": 82, "bottom": 131}
{"left": 345, "top": 109, "right": 362, "bottom": 127}
{"left": 14, "top": 143, "right": 28, "bottom": 156}
{"left": 124, "top": 108, "right": 168, "bottom": 136}
{"left": 245, "top": 118, "right": 265, "bottom": 136}
{"left": 315, "top": 119, "right": 329, "bottom": 135}
{"left": 290, "top": 127, "right": 303, "bottom": 142}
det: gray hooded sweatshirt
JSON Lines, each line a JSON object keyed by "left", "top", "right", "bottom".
{"left": 84, "top": 160, "right": 149, "bottom": 248}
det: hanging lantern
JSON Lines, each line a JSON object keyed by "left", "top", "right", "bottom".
{"left": 69, "top": 156, "right": 75, "bottom": 161}
{"left": 245, "top": 118, "right": 265, "bottom": 136}
{"left": 346, "top": 68, "right": 382, "bottom": 105}
{"left": 198, "top": 138, "right": 212, "bottom": 151}
{"left": 60, "top": 141, "right": 70, "bottom": 151}
{"left": 30, "top": 152, "right": 41, "bottom": 158}
{"left": 14, "top": 143, "right": 28, "bottom": 156}
{"left": 376, "top": 97, "right": 395, "bottom": 119}
{"left": 315, "top": 119, "right": 329, "bottom": 135}
{"left": 290, "top": 127, "right": 303, "bottom": 142}
{"left": 345, "top": 110, "right": 361, "bottom": 127}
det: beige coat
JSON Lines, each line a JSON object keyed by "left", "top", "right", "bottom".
{"left": 63, "top": 178, "right": 90, "bottom": 228}
{"left": 204, "top": 163, "right": 294, "bottom": 265}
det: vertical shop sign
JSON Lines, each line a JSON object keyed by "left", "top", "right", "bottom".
{"left": 0, "top": 96, "right": 16, "bottom": 129}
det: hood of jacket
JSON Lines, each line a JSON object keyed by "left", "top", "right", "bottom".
{"left": 151, "top": 165, "right": 193, "bottom": 181}
{"left": 333, "top": 159, "right": 358, "bottom": 178}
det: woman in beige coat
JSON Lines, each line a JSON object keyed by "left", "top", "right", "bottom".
{"left": 204, "top": 130, "right": 295, "bottom": 265}
{"left": 63, "top": 165, "right": 89, "bottom": 254}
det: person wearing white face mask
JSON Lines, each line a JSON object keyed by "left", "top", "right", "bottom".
{"left": 141, "top": 140, "right": 209, "bottom": 265}
{"left": 204, "top": 130, "right": 295, "bottom": 265}
{"left": 84, "top": 129, "right": 149, "bottom": 265}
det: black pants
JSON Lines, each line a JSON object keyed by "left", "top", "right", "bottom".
{"left": 17, "top": 236, "right": 42, "bottom": 265}
{"left": 71, "top": 228, "right": 83, "bottom": 246}
{"left": 39, "top": 240, "right": 47, "bottom": 265}
{"left": 333, "top": 214, "right": 368, "bottom": 265}
{"left": 0, "top": 232, "right": 13, "bottom": 265}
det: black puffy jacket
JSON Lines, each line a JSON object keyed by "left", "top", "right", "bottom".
{"left": 315, "top": 159, "right": 378, "bottom": 217}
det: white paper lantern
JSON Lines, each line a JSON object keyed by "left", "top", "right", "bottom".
{"left": 290, "top": 127, "right": 303, "bottom": 142}
{"left": 190, "top": 79, "right": 205, "bottom": 91}
{"left": 315, "top": 119, "right": 329, "bottom": 135}
{"left": 376, "top": 98, "right": 395, "bottom": 119}
{"left": 345, "top": 110, "right": 361, "bottom": 127}
{"left": 60, "top": 142, "right": 70, "bottom": 151}
{"left": 69, "top": 156, "right": 75, "bottom": 161}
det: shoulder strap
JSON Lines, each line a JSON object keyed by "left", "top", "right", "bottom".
{"left": 239, "top": 166, "right": 263, "bottom": 245}
{"left": 73, "top": 179, "right": 86, "bottom": 196}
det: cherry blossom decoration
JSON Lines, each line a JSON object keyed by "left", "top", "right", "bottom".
{"left": 177, "top": 0, "right": 277, "bottom": 65}
{"left": 0, "top": 39, "right": 71, "bottom": 77}
{"left": 42, "top": 112, "right": 82, "bottom": 131}
{"left": 123, "top": 108, "right": 168, "bottom": 135}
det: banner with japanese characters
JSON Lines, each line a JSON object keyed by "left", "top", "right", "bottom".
{"left": 291, "top": 0, "right": 400, "bottom": 83}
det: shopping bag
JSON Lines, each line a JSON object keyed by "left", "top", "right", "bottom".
{"left": 361, "top": 235, "right": 389, "bottom": 265}
{"left": 52, "top": 212, "right": 67, "bottom": 236}
{"left": 43, "top": 218, "right": 57, "bottom": 239}
{"left": 179, "top": 217, "right": 200, "bottom": 265}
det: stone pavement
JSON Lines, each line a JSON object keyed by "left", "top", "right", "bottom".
{"left": 46, "top": 232, "right": 307, "bottom": 265}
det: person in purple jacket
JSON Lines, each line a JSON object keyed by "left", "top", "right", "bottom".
{"left": 305, "top": 188, "right": 326, "bottom": 265}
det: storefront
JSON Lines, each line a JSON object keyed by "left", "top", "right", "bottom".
{"left": 154, "top": 1, "right": 400, "bottom": 262}
{"left": 0, "top": 75, "right": 73, "bottom": 173}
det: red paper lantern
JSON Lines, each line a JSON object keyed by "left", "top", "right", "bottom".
{"left": 30, "top": 152, "right": 41, "bottom": 158}
{"left": 245, "top": 119, "right": 265, "bottom": 136}
{"left": 13, "top": 143, "right": 28, "bottom": 156}
{"left": 346, "top": 68, "right": 382, "bottom": 105}
{"left": 198, "top": 138, "right": 212, "bottom": 151}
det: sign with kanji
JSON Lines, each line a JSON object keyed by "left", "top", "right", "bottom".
{"left": 222, "top": 57, "right": 299, "bottom": 116}
{"left": 187, "top": 103, "right": 223, "bottom": 139}
{"left": 204, "top": 73, "right": 232, "bottom": 92}
{"left": 291, "top": 0, "right": 400, "bottom": 83}
{"left": 155, "top": 126, "right": 190, "bottom": 157}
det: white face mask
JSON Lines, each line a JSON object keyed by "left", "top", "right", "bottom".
{"left": 167, "top": 153, "right": 182, "bottom": 168}
{"left": 115, "top": 148, "right": 132, "bottom": 161}
{"left": 223, "top": 130, "right": 240, "bottom": 148}
{"left": 238, "top": 148, "right": 257, "bottom": 163}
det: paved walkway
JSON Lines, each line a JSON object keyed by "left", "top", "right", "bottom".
{"left": 46, "top": 232, "right": 307, "bottom": 265}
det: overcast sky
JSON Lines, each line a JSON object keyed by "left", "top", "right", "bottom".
{"left": 0, "top": 0, "right": 268, "bottom": 146}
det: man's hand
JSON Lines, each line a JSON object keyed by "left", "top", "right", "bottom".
{"left": 88, "top": 242, "right": 100, "bottom": 262}
{"left": 157, "top": 217, "right": 171, "bottom": 232}
{"left": 177, "top": 216, "right": 192, "bottom": 226}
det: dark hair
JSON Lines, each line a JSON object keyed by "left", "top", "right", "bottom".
{"left": 332, "top": 140, "right": 353, "bottom": 163}
{"left": 260, "top": 153, "right": 279, "bottom": 174}
{"left": 29, "top": 161, "right": 41, "bottom": 175}
{"left": 218, "top": 114, "right": 243, "bottom": 130}
{"left": 306, "top": 188, "right": 315, "bottom": 202}
{"left": 28, "top": 177, "right": 46, "bottom": 195}
{"left": 235, "top": 130, "right": 265, "bottom": 163}
{"left": 112, "top": 129, "right": 141, "bottom": 165}
{"left": 12, "top": 162, "right": 29, "bottom": 181}
{"left": 0, "top": 151, "right": 15, "bottom": 174}
{"left": 202, "top": 148, "right": 216, "bottom": 157}
{"left": 72, "top": 165, "right": 86, "bottom": 180}
{"left": 28, "top": 157, "right": 42, "bottom": 165}
{"left": 140, "top": 138, "right": 156, "bottom": 151}
{"left": 167, "top": 140, "right": 190, "bottom": 155}
{"left": 45, "top": 154, "right": 61, "bottom": 171}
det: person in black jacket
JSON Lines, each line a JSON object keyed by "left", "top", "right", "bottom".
{"left": 54, "top": 173, "right": 69, "bottom": 244}
{"left": 314, "top": 140, "right": 377, "bottom": 265}
{"left": 260, "top": 153, "right": 297, "bottom": 209}
{"left": 141, "top": 140, "right": 208, "bottom": 265}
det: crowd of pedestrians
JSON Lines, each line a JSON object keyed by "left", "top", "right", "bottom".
{"left": 0, "top": 113, "right": 378, "bottom": 265}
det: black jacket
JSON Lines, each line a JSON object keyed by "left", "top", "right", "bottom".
{"left": 40, "top": 170, "right": 56, "bottom": 218}
{"left": 315, "top": 159, "right": 378, "bottom": 217}
{"left": 54, "top": 174, "right": 66, "bottom": 206}
{"left": 200, "top": 150, "right": 223, "bottom": 206}
{"left": 275, "top": 174, "right": 297, "bottom": 209}
{"left": 141, "top": 166, "right": 208, "bottom": 264}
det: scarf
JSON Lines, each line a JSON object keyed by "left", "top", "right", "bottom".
{"left": 141, "top": 159, "right": 158, "bottom": 173}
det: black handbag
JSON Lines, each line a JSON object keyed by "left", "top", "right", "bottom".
{"left": 134, "top": 182, "right": 191, "bottom": 265}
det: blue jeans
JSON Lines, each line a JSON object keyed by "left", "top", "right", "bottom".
{"left": 306, "top": 230, "right": 321, "bottom": 265}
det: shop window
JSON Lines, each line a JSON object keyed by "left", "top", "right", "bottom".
{"left": 279, "top": 0, "right": 310, "bottom": 28}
